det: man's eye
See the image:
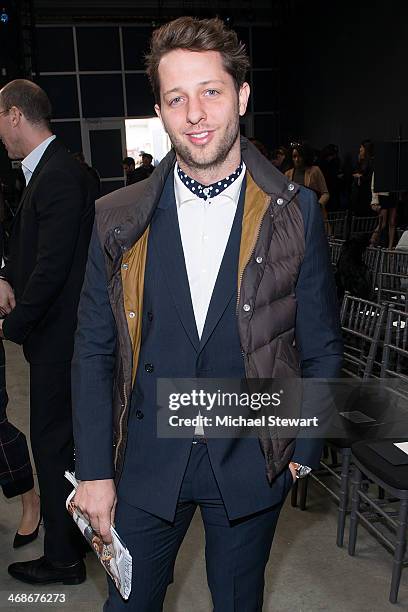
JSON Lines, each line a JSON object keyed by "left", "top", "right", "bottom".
{"left": 170, "top": 97, "right": 182, "bottom": 106}
{"left": 205, "top": 89, "right": 219, "bottom": 96}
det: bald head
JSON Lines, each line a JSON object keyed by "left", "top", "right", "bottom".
{"left": 0, "top": 79, "right": 52, "bottom": 127}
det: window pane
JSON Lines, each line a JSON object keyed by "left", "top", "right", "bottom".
{"left": 122, "top": 27, "right": 152, "bottom": 71}
{"left": 89, "top": 129, "right": 123, "bottom": 178}
{"left": 252, "top": 27, "right": 279, "bottom": 69}
{"left": 252, "top": 71, "right": 279, "bottom": 112}
{"left": 38, "top": 75, "right": 79, "bottom": 119}
{"left": 126, "top": 74, "right": 155, "bottom": 117}
{"left": 37, "top": 27, "right": 75, "bottom": 72}
{"left": 254, "top": 114, "right": 280, "bottom": 152}
{"left": 80, "top": 75, "right": 124, "bottom": 118}
{"left": 77, "top": 27, "right": 121, "bottom": 71}
{"left": 51, "top": 122, "right": 82, "bottom": 153}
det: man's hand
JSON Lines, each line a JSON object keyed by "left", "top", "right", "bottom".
{"left": 288, "top": 462, "right": 298, "bottom": 483}
{"left": 0, "top": 279, "right": 16, "bottom": 316}
{"left": 73, "top": 479, "right": 117, "bottom": 544}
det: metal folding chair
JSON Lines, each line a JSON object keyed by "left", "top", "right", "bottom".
{"left": 349, "top": 439, "right": 408, "bottom": 604}
{"left": 350, "top": 215, "right": 378, "bottom": 237}
{"left": 292, "top": 294, "right": 388, "bottom": 548}
{"left": 377, "top": 250, "right": 408, "bottom": 312}
{"left": 328, "top": 238, "right": 345, "bottom": 271}
{"left": 381, "top": 308, "right": 408, "bottom": 400}
{"left": 327, "top": 210, "right": 348, "bottom": 239}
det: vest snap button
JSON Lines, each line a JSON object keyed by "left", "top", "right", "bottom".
{"left": 129, "top": 311, "right": 135, "bottom": 318}
{"left": 122, "top": 263, "right": 129, "bottom": 270}
{"left": 256, "top": 256, "right": 263, "bottom": 264}
{"left": 277, "top": 198, "right": 284, "bottom": 205}
{"left": 288, "top": 183, "right": 295, "bottom": 191}
{"left": 243, "top": 304, "right": 251, "bottom": 312}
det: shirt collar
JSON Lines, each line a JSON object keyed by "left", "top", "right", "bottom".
{"left": 174, "top": 161, "right": 246, "bottom": 209}
{"left": 21, "top": 135, "right": 56, "bottom": 185}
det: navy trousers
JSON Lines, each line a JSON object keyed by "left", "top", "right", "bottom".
{"left": 105, "top": 441, "right": 293, "bottom": 611}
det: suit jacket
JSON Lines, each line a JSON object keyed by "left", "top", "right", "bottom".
{"left": 2, "top": 139, "right": 95, "bottom": 364}
{"left": 73, "top": 139, "right": 343, "bottom": 488}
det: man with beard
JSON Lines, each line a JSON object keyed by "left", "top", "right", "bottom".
{"left": 72, "top": 17, "right": 342, "bottom": 611}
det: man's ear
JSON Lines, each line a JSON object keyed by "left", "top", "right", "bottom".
{"left": 9, "top": 106, "right": 22, "bottom": 127}
{"left": 154, "top": 103, "right": 162, "bottom": 121}
{"left": 238, "top": 82, "right": 250, "bottom": 117}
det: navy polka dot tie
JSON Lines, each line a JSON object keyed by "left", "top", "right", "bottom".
{"left": 176, "top": 161, "right": 244, "bottom": 201}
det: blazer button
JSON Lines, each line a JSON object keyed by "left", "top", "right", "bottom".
{"left": 145, "top": 363, "right": 154, "bottom": 373}
{"left": 147, "top": 312, "right": 153, "bottom": 322}
{"left": 288, "top": 183, "right": 295, "bottom": 191}
{"left": 243, "top": 304, "right": 251, "bottom": 312}
{"left": 135, "top": 410, "right": 144, "bottom": 419}
{"left": 277, "top": 198, "right": 284, "bottom": 205}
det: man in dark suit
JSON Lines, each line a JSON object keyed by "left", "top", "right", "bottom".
{"left": 0, "top": 79, "right": 94, "bottom": 584}
{"left": 72, "top": 17, "right": 343, "bottom": 611}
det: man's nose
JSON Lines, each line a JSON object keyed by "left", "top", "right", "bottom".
{"left": 186, "top": 97, "right": 206, "bottom": 125}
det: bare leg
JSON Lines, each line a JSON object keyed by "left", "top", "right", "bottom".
{"left": 18, "top": 487, "right": 41, "bottom": 535}
{"left": 370, "top": 209, "right": 387, "bottom": 245}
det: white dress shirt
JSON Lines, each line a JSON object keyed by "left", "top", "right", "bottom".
{"left": 174, "top": 162, "right": 246, "bottom": 339}
{"left": 174, "top": 162, "right": 246, "bottom": 436}
{"left": 21, "top": 135, "right": 56, "bottom": 185}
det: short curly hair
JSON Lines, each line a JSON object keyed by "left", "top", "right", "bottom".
{"left": 145, "top": 16, "right": 250, "bottom": 104}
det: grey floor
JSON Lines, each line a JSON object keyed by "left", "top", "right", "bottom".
{"left": 1, "top": 341, "right": 407, "bottom": 612}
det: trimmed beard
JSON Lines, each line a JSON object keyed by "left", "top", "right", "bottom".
{"left": 166, "top": 115, "right": 241, "bottom": 173}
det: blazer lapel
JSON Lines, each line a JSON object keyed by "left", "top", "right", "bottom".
{"left": 12, "top": 139, "right": 62, "bottom": 223}
{"left": 150, "top": 176, "right": 200, "bottom": 352}
{"left": 199, "top": 177, "right": 246, "bottom": 352}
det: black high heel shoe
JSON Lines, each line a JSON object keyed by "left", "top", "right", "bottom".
{"left": 13, "top": 514, "right": 42, "bottom": 549}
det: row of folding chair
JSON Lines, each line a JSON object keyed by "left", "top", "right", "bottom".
{"left": 377, "top": 249, "right": 408, "bottom": 312}
{"left": 291, "top": 295, "right": 408, "bottom": 603}
{"left": 326, "top": 210, "right": 379, "bottom": 240}
{"left": 328, "top": 239, "right": 408, "bottom": 310}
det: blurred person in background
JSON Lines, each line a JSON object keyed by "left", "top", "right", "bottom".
{"left": 271, "top": 146, "right": 291, "bottom": 174}
{"left": 0, "top": 336, "right": 41, "bottom": 549}
{"left": 72, "top": 152, "right": 101, "bottom": 200}
{"left": 369, "top": 173, "right": 397, "bottom": 248}
{"left": 139, "top": 152, "right": 155, "bottom": 177}
{"left": 0, "top": 79, "right": 94, "bottom": 586}
{"left": 248, "top": 137, "right": 270, "bottom": 159}
{"left": 122, "top": 156, "right": 138, "bottom": 185}
{"left": 286, "top": 142, "right": 330, "bottom": 228}
{"left": 351, "top": 139, "right": 374, "bottom": 216}
{"left": 319, "top": 144, "right": 343, "bottom": 211}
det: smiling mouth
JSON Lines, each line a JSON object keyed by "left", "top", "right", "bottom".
{"left": 187, "top": 131, "right": 209, "bottom": 139}
{"left": 185, "top": 130, "right": 214, "bottom": 145}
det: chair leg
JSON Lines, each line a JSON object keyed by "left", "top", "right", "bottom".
{"left": 389, "top": 498, "right": 408, "bottom": 604}
{"left": 348, "top": 466, "right": 363, "bottom": 556}
{"left": 299, "top": 476, "right": 309, "bottom": 511}
{"left": 330, "top": 447, "right": 338, "bottom": 465}
{"left": 291, "top": 479, "right": 298, "bottom": 507}
{"left": 337, "top": 450, "right": 351, "bottom": 547}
